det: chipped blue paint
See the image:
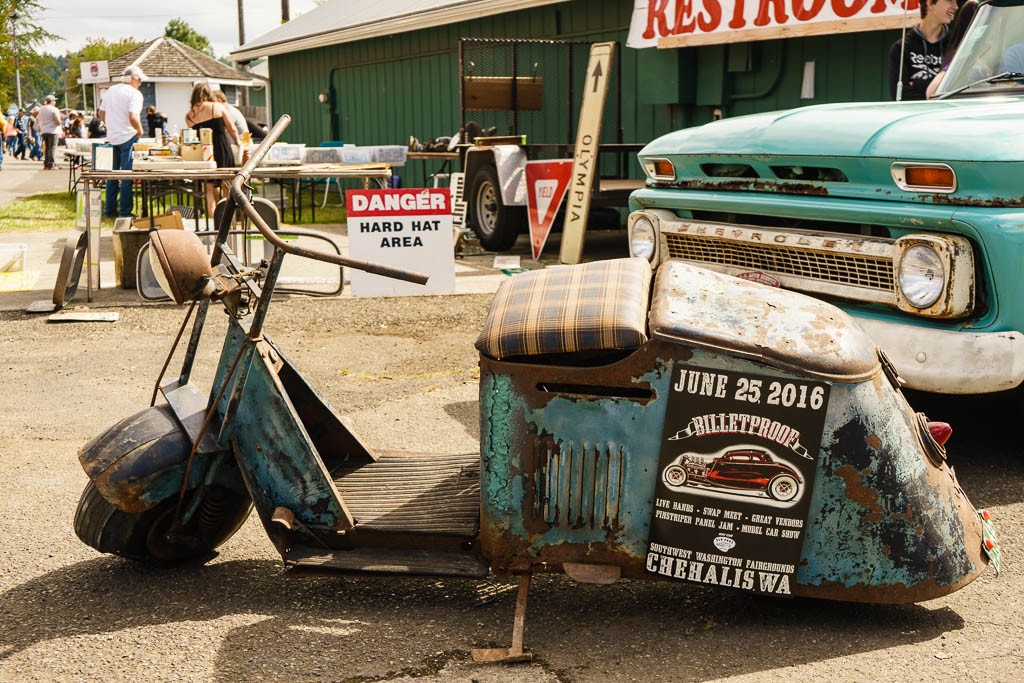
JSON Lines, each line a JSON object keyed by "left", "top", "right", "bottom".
{"left": 481, "top": 343, "right": 980, "bottom": 593}
{"left": 479, "top": 372, "right": 519, "bottom": 529}
{"left": 212, "top": 324, "right": 349, "bottom": 530}
{"left": 801, "top": 378, "right": 977, "bottom": 589}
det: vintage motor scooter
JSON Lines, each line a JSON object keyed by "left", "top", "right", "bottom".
{"left": 74, "top": 116, "right": 999, "bottom": 662}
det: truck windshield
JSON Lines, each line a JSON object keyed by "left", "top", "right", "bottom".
{"left": 938, "top": 5, "right": 1024, "bottom": 97}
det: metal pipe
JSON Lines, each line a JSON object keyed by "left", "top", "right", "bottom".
{"left": 229, "top": 115, "right": 429, "bottom": 285}
{"left": 11, "top": 12, "right": 23, "bottom": 109}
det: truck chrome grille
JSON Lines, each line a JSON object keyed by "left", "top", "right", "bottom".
{"left": 665, "top": 234, "right": 894, "bottom": 290}
{"left": 659, "top": 220, "right": 898, "bottom": 305}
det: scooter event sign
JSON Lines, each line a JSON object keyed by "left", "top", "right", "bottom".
{"left": 346, "top": 188, "right": 454, "bottom": 296}
{"left": 646, "top": 364, "right": 830, "bottom": 596}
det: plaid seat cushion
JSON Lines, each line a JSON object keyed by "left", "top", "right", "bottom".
{"left": 475, "top": 257, "right": 652, "bottom": 359}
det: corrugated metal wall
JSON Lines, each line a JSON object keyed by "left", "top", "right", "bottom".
{"left": 266, "top": 0, "right": 902, "bottom": 187}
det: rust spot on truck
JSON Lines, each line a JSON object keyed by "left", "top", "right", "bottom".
{"left": 928, "top": 195, "right": 1024, "bottom": 208}
{"left": 666, "top": 180, "right": 830, "bottom": 196}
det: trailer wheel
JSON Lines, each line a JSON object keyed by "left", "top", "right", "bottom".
{"left": 469, "top": 165, "right": 524, "bottom": 252}
{"left": 74, "top": 480, "right": 252, "bottom": 565}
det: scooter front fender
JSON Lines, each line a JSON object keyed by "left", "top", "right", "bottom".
{"left": 79, "top": 389, "right": 238, "bottom": 514}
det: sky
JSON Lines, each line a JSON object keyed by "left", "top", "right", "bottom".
{"left": 35, "top": 0, "right": 321, "bottom": 60}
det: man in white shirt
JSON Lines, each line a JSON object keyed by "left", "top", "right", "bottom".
{"left": 38, "top": 95, "right": 63, "bottom": 170}
{"left": 98, "top": 65, "right": 146, "bottom": 218}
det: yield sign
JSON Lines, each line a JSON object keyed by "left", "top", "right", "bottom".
{"left": 525, "top": 160, "right": 573, "bottom": 260}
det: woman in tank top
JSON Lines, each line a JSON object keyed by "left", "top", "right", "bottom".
{"left": 185, "top": 82, "right": 240, "bottom": 218}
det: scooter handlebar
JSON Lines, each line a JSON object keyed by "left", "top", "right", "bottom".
{"left": 228, "top": 115, "right": 430, "bottom": 286}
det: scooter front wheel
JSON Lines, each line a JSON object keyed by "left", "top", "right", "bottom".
{"left": 74, "top": 481, "right": 252, "bottom": 565}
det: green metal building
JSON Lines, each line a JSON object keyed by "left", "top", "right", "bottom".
{"left": 232, "top": 0, "right": 906, "bottom": 188}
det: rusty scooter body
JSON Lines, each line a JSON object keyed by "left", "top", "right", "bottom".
{"left": 74, "top": 117, "right": 998, "bottom": 661}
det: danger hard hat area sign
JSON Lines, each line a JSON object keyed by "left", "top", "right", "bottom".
{"left": 525, "top": 160, "right": 573, "bottom": 260}
{"left": 345, "top": 189, "right": 455, "bottom": 297}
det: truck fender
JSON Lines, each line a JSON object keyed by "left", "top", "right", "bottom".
{"left": 464, "top": 146, "right": 527, "bottom": 206}
{"left": 78, "top": 404, "right": 239, "bottom": 514}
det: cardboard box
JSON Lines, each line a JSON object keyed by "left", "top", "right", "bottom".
{"left": 132, "top": 211, "right": 184, "bottom": 231}
{"left": 181, "top": 144, "right": 204, "bottom": 161}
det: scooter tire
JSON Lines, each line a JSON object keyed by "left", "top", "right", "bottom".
{"left": 74, "top": 480, "right": 252, "bottom": 565}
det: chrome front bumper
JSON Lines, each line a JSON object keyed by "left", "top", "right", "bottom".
{"left": 856, "top": 318, "right": 1024, "bottom": 394}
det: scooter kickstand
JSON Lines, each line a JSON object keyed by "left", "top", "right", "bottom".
{"left": 471, "top": 573, "right": 533, "bottom": 663}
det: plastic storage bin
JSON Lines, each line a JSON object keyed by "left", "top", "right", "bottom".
{"left": 264, "top": 143, "right": 306, "bottom": 165}
{"left": 304, "top": 147, "right": 344, "bottom": 164}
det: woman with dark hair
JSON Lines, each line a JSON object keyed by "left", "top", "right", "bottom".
{"left": 927, "top": 0, "right": 981, "bottom": 98}
{"left": 184, "top": 82, "right": 239, "bottom": 216}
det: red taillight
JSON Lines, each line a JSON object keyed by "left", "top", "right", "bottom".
{"left": 927, "top": 421, "right": 952, "bottom": 446}
{"left": 905, "top": 166, "right": 955, "bottom": 189}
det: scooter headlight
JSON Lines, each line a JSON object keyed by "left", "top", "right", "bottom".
{"left": 629, "top": 215, "right": 658, "bottom": 262}
{"left": 148, "top": 229, "right": 217, "bottom": 304}
{"left": 898, "top": 244, "right": 944, "bottom": 309}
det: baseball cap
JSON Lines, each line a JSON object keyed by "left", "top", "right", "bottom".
{"left": 122, "top": 65, "right": 147, "bottom": 81}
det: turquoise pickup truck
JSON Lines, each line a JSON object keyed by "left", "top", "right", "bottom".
{"left": 628, "top": 1, "right": 1024, "bottom": 395}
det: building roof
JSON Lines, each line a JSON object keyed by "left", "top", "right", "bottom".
{"left": 107, "top": 37, "right": 256, "bottom": 86}
{"left": 230, "top": 0, "right": 570, "bottom": 61}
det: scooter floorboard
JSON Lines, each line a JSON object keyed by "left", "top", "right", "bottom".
{"left": 331, "top": 450, "right": 480, "bottom": 535}
{"left": 286, "top": 545, "right": 489, "bottom": 578}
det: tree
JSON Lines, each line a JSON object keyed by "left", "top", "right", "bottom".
{"left": 63, "top": 37, "right": 145, "bottom": 110}
{"left": 165, "top": 18, "right": 213, "bottom": 56}
{"left": 0, "top": 0, "right": 58, "bottom": 109}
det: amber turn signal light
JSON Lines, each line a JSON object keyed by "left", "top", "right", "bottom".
{"left": 905, "top": 166, "right": 956, "bottom": 189}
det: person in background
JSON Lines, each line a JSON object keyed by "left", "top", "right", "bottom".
{"left": 185, "top": 82, "right": 240, "bottom": 217}
{"left": 0, "top": 114, "right": 5, "bottom": 171}
{"left": 145, "top": 105, "right": 168, "bottom": 137}
{"left": 38, "top": 95, "right": 63, "bottom": 170}
{"left": 889, "top": 0, "right": 958, "bottom": 100}
{"left": 926, "top": 0, "right": 980, "bottom": 98}
{"left": 211, "top": 89, "right": 248, "bottom": 137}
{"left": 4, "top": 116, "right": 16, "bottom": 155}
{"left": 87, "top": 113, "right": 106, "bottom": 139}
{"left": 13, "top": 109, "right": 28, "bottom": 159}
{"left": 28, "top": 109, "right": 43, "bottom": 161}
{"left": 68, "top": 113, "right": 86, "bottom": 139}
{"left": 98, "top": 65, "right": 146, "bottom": 218}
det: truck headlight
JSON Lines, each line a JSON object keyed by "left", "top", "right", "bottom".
{"left": 893, "top": 234, "right": 974, "bottom": 318}
{"left": 898, "top": 244, "right": 944, "bottom": 308}
{"left": 629, "top": 214, "right": 658, "bottom": 262}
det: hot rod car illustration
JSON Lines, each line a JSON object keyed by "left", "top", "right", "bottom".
{"left": 661, "top": 448, "right": 803, "bottom": 502}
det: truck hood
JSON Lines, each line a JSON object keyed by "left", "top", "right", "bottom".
{"left": 642, "top": 97, "right": 1024, "bottom": 162}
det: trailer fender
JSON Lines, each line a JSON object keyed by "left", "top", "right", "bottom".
{"left": 78, "top": 404, "right": 239, "bottom": 514}
{"left": 465, "top": 146, "right": 527, "bottom": 207}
